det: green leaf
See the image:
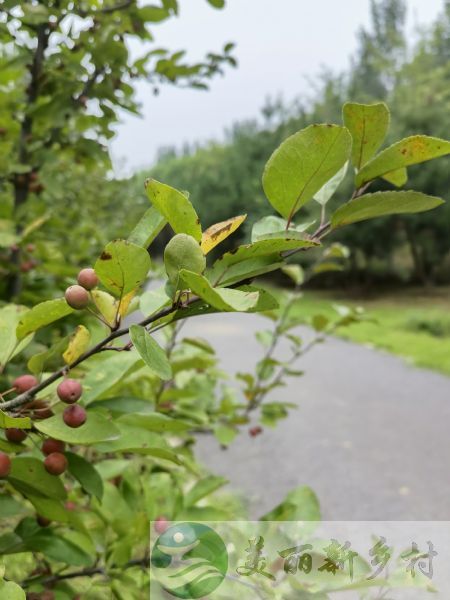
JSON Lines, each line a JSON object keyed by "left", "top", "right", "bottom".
{"left": 240, "top": 286, "right": 279, "bottom": 312}
{"left": 251, "top": 215, "right": 314, "bottom": 241}
{"left": 180, "top": 270, "right": 259, "bottom": 311}
{"left": 139, "top": 6, "right": 170, "bottom": 22}
{"left": 331, "top": 191, "right": 445, "bottom": 228}
{"left": 0, "top": 495, "right": 26, "bottom": 518}
{"left": 94, "top": 239, "right": 151, "bottom": 297}
{"left": 16, "top": 298, "right": 73, "bottom": 340}
{"left": 211, "top": 256, "right": 283, "bottom": 287}
{"left": 28, "top": 335, "right": 69, "bottom": 375}
{"left": 382, "top": 167, "right": 408, "bottom": 187}
{"left": 356, "top": 135, "right": 450, "bottom": 188}
{"left": 0, "top": 580, "right": 25, "bottom": 599}
{"left": 89, "top": 397, "right": 155, "bottom": 415}
{"left": 214, "top": 423, "right": 237, "bottom": 446}
{"left": 0, "top": 305, "right": 33, "bottom": 369}
{"left": 0, "top": 411, "right": 31, "bottom": 430}
{"left": 262, "top": 124, "right": 352, "bottom": 220}
{"left": 184, "top": 476, "right": 228, "bottom": 506}
{"left": 281, "top": 265, "right": 304, "bottom": 285}
{"left": 117, "top": 413, "right": 191, "bottom": 433}
{"left": 34, "top": 412, "right": 120, "bottom": 445}
{"left": 26, "top": 495, "right": 68, "bottom": 523}
{"left": 95, "top": 423, "right": 182, "bottom": 464}
{"left": 65, "top": 452, "right": 103, "bottom": 501}
{"left": 82, "top": 351, "right": 141, "bottom": 405}
{"left": 145, "top": 178, "right": 202, "bottom": 241}
{"left": 140, "top": 286, "right": 171, "bottom": 316}
{"left": 24, "top": 530, "right": 92, "bottom": 566}
{"left": 8, "top": 457, "right": 67, "bottom": 501}
{"left": 206, "top": 0, "right": 225, "bottom": 7}
{"left": 260, "top": 485, "right": 320, "bottom": 521}
{"left": 342, "top": 102, "right": 390, "bottom": 169}
{"left": 208, "top": 236, "right": 319, "bottom": 286}
{"left": 314, "top": 161, "right": 348, "bottom": 206}
{"left": 128, "top": 206, "right": 166, "bottom": 247}
{"left": 129, "top": 325, "right": 172, "bottom": 381}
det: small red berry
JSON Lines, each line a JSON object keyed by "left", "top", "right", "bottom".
{"left": 0, "top": 453, "right": 11, "bottom": 477}
{"left": 44, "top": 452, "right": 67, "bottom": 476}
{"left": 5, "top": 428, "right": 27, "bottom": 443}
{"left": 13, "top": 374, "right": 38, "bottom": 393}
{"left": 63, "top": 404, "right": 87, "bottom": 428}
{"left": 65, "top": 285, "right": 89, "bottom": 309}
{"left": 249, "top": 426, "right": 263, "bottom": 438}
{"left": 77, "top": 267, "right": 98, "bottom": 290}
{"left": 57, "top": 379, "right": 82, "bottom": 404}
{"left": 37, "top": 515, "right": 51, "bottom": 527}
{"left": 154, "top": 516, "right": 169, "bottom": 534}
{"left": 42, "top": 438, "right": 66, "bottom": 456}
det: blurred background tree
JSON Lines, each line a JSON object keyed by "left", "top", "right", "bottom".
{"left": 0, "top": 0, "right": 235, "bottom": 300}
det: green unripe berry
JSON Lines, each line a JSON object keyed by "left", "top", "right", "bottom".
{"left": 164, "top": 234, "right": 206, "bottom": 286}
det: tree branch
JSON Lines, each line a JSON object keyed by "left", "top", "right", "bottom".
{"left": 22, "top": 557, "right": 149, "bottom": 588}
{"left": 2, "top": 298, "right": 197, "bottom": 412}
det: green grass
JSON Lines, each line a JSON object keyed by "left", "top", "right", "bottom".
{"left": 287, "top": 288, "right": 450, "bottom": 376}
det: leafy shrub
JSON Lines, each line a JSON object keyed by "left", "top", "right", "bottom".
{"left": 0, "top": 102, "right": 448, "bottom": 597}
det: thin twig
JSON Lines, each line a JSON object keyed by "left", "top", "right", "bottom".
{"left": 1, "top": 298, "right": 198, "bottom": 412}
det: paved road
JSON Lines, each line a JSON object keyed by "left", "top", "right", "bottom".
{"left": 181, "top": 312, "right": 450, "bottom": 521}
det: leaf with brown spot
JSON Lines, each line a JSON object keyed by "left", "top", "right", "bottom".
{"left": 94, "top": 239, "right": 151, "bottom": 297}
{"left": 200, "top": 214, "right": 246, "bottom": 254}
{"left": 356, "top": 135, "right": 450, "bottom": 187}
{"left": 343, "top": 102, "right": 390, "bottom": 170}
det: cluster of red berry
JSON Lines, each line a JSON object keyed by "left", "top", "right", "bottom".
{"left": 0, "top": 268, "right": 98, "bottom": 480}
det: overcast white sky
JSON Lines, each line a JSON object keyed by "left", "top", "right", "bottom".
{"left": 110, "top": 0, "right": 444, "bottom": 175}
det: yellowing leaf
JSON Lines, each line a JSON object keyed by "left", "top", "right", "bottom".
{"left": 63, "top": 325, "right": 91, "bottom": 364}
{"left": 200, "top": 215, "right": 246, "bottom": 254}
{"left": 91, "top": 290, "right": 118, "bottom": 326}
{"left": 118, "top": 289, "right": 137, "bottom": 318}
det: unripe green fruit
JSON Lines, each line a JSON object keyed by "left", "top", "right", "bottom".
{"left": 77, "top": 267, "right": 98, "bottom": 290}
{"left": 6, "top": 428, "right": 27, "bottom": 443}
{"left": 65, "top": 285, "right": 89, "bottom": 309}
{"left": 13, "top": 374, "right": 38, "bottom": 393}
{"left": 42, "top": 438, "right": 65, "bottom": 456}
{"left": 44, "top": 452, "right": 67, "bottom": 476}
{"left": 164, "top": 234, "right": 206, "bottom": 285}
{"left": 63, "top": 404, "right": 87, "bottom": 428}
{"left": 57, "top": 379, "right": 82, "bottom": 404}
{"left": 0, "top": 452, "right": 11, "bottom": 478}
